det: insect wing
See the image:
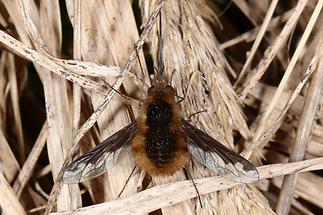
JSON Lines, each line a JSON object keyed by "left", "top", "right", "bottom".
{"left": 181, "top": 119, "right": 259, "bottom": 183}
{"left": 63, "top": 121, "right": 137, "bottom": 183}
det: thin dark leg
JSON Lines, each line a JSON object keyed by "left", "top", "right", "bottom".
{"left": 117, "top": 165, "right": 138, "bottom": 198}
{"left": 187, "top": 110, "right": 207, "bottom": 122}
{"left": 183, "top": 168, "right": 203, "bottom": 208}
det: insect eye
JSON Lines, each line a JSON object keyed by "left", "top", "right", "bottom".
{"left": 164, "top": 85, "right": 175, "bottom": 95}
{"left": 148, "top": 86, "right": 156, "bottom": 95}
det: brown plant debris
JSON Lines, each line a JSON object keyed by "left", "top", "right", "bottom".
{"left": 0, "top": 0, "right": 323, "bottom": 214}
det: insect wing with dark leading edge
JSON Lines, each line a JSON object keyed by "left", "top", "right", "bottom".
{"left": 62, "top": 121, "right": 138, "bottom": 183}
{"left": 62, "top": 99, "right": 259, "bottom": 184}
{"left": 181, "top": 119, "right": 259, "bottom": 183}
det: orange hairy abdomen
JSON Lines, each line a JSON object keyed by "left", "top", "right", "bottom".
{"left": 131, "top": 90, "right": 189, "bottom": 176}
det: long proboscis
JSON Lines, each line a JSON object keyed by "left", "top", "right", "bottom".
{"left": 157, "top": 10, "right": 164, "bottom": 77}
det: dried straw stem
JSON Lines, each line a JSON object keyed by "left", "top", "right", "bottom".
{"left": 1, "top": 0, "right": 323, "bottom": 214}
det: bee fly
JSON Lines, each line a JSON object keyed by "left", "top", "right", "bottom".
{"left": 62, "top": 74, "right": 258, "bottom": 184}
{"left": 62, "top": 14, "right": 259, "bottom": 186}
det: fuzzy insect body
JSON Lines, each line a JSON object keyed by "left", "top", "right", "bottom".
{"left": 132, "top": 77, "right": 189, "bottom": 176}
{"left": 62, "top": 76, "right": 259, "bottom": 184}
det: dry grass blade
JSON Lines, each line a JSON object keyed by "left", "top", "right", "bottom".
{"left": 49, "top": 157, "right": 323, "bottom": 215}
{"left": 242, "top": 55, "right": 316, "bottom": 157}
{"left": 45, "top": 1, "right": 164, "bottom": 214}
{"left": 276, "top": 34, "right": 323, "bottom": 214}
{"left": 236, "top": 0, "right": 309, "bottom": 99}
{"left": 236, "top": 0, "right": 279, "bottom": 84}
{"left": 272, "top": 172, "right": 323, "bottom": 210}
{"left": 0, "top": 52, "right": 21, "bottom": 185}
{"left": 140, "top": 1, "right": 265, "bottom": 214}
{"left": 12, "top": 121, "right": 48, "bottom": 198}
{"left": 251, "top": 0, "right": 322, "bottom": 144}
{"left": 0, "top": 172, "right": 26, "bottom": 215}
{"left": 1, "top": 0, "right": 323, "bottom": 214}
{"left": 0, "top": 131, "right": 20, "bottom": 183}
{"left": 7, "top": 53, "right": 25, "bottom": 164}
{"left": 220, "top": 9, "right": 293, "bottom": 50}
{"left": 0, "top": 29, "right": 112, "bottom": 95}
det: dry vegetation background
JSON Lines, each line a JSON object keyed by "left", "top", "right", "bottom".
{"left": 0, "top": 0, "right": 323, "bottom": 214}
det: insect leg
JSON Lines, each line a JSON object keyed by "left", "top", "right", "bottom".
{"left": 183, "top": 167, "right": 203, "bottom": 208}
{"left": 117, "top": 165, "right": 138, "bottom": 198}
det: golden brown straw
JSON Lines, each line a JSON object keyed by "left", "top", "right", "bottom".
{"left": 1, "top": 0, "right": 323, "bottom": 214}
